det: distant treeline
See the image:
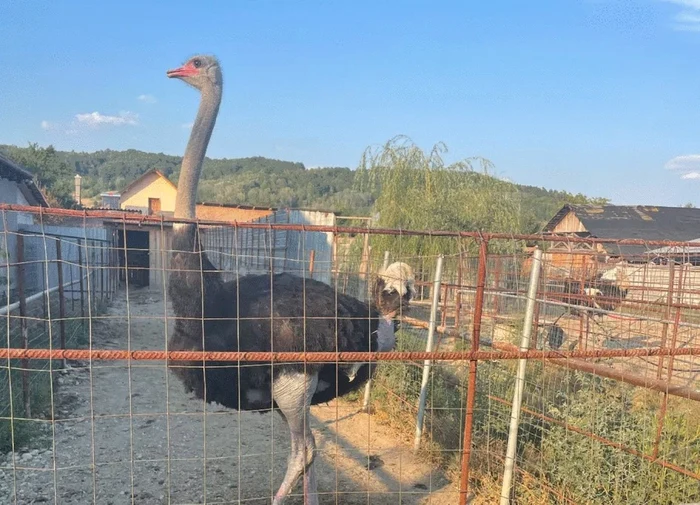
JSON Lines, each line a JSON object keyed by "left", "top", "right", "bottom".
{"left": 0, "top": 142, "right": 608, "bottom": 232}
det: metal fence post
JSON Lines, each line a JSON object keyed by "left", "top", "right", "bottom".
{"left": 454, "top": 253, "right": 464, "bottom": 331}
{"left": 657, "top": 260, "right": 676, "bottom": 379}
{"left": 55, "top": 238, "right": 67, "bottom": 369}
{"left": 440, "top": 282, "right": 449, "bottom": 327}
{"left": 77, "top": 238, "right": 85, "bottom": 333}
{"left": 361, "top": 250, "right": 391, "bottom": 412}
{"left": 459, "top": 239, "right": 488, "bottom": 504}
{"left": 100, "top": 244, "right": 105, "bottom": 302}
{"left": 500, "top": 247, "right": 543, "bottom": 504}
{"left": 413, "top": 254, "right": 444, "bottom": 452}
{"left": 16, "top": 234, "right": 31, "bottom": 418}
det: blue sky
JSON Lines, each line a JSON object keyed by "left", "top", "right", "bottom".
{"left": 2, "top": 0, "right": 700, "bottom": 206}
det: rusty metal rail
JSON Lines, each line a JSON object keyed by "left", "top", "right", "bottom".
{"left": 2, "top": 346, "right": 700, "bottom": 363}
{"left": 4, "top": 203, "right": 700, "bottom": 248}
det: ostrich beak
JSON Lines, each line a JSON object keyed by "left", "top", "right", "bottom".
{"left": 167, "top": 64, "right": 197, "bottom": 78}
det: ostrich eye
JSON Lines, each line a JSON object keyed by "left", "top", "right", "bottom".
{"left": 193, "top": 59, "right": 202, "bottom": 68}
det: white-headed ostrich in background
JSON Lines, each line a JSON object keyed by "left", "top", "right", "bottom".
{"left": 165, "top": 55, "right": 416, "bottom": 505}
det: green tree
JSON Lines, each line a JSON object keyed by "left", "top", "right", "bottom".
{"left": 353, "top": 136, "right": 525, "bottom": 256}
{"left": 0, "top": 142, "right": 608, "bottom": 218}
{"left": 5, "top": 143, "right": 76, "bottom": 208}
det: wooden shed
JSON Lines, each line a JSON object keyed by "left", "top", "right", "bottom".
{"left": 539, "top": 204, "right": 700, "bottom": 278}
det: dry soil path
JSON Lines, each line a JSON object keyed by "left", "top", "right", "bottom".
{"left": 1, "top": 288, "right": 460, "bottom": 504}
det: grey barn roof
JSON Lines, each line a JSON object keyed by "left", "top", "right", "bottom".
{"left": 0, "top": 152, "right": 50, "bottom": 207}
{"left": 543, "top": 204, "right": 700, "bottom": 257}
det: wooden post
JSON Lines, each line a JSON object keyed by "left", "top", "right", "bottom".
{"left": 16, "top": 234, "right": 31, "bottom": 418}
{"left": 55, "top": 239, "right": 67, "bottom": 368}
{"left": 77, "top": 238, "right": 85, "bottom": 333}
{"left": 308, "top": 249, "right": 315, "bottom": 279}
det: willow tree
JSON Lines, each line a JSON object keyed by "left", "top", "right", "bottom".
{"left": 352, "top": 136, "right": 525, "bottom": 262}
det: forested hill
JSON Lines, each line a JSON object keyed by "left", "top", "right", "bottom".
{"left": 0, "top": 143, "right": 607, "bottom": 231}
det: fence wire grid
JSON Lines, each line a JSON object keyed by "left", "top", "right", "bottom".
{"left": 0, "top": 205, "right": 699, "bottom": 505}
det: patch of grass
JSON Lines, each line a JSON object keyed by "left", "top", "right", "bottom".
{"left": 0, "top": 293, "right": 110, "bottom": 452}
{"left": 353, "top": 326, "right": 700, "bottom": 504}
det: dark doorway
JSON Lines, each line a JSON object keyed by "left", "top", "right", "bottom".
{"left": 118, "top": 229, "right": 150, "bottom": 287}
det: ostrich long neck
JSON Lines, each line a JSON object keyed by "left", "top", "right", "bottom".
{"left": 174, "top": 85, "right": 222, "bottom": 220}
{"left": 168, "top": 82, "right": 224, "bottom": 323}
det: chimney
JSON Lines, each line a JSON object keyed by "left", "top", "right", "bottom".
{"left": 74, "top": 174, "right": 82, "bottom": 204}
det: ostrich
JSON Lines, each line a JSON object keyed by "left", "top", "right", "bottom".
{"left": 547, "top": 274, "right": 628, "bottom": 350}
{"left": 165, "top": 55, "right": 416, "bottom": 505}
{"left": 561, "top": 276, "right": 628, "bottom": 318}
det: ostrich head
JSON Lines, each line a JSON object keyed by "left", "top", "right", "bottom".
{"left": 373, "top": 261, "right": 416, "bottom": 318}
{"left": 167, "top": 54, "right": 223, "bottom": 223}
{"left": 167, "top": 54, "right": 222, "bottom": 90}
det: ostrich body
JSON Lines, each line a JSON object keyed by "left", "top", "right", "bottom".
{"left": 165, "top": 55, "right": 415, "bottom": 505}
{"left": 561, "top": 277, "right": 628, "bottom": 318}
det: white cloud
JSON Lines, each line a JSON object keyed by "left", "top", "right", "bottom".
{"left": 664, "top": 0, "right": 700, "bottom": 9}
{"left": 664, "top": 154, "right": 700, "bottom": 171}
{"left": 181, "top": 122, "right": 193, "bottom": 129}
{"left": 661, "top": 0, "right": 700, "bottom": 30}
{"left": 137, "top": 94, "right": 157, "bottom": 104}
{"left": 40, "top": 120, "right": 54, "bottom": 130}
{"left": 75, "top": 111, "right": 138, "bottom": 127}
{"left": 664, "top": 155, "right": 700, "bottom": 180}
{"left": 665, "top": 154, "right": 700, "bottom": 170}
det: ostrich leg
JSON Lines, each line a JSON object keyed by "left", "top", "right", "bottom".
{"left": 272, "top": 372, "right": 319, "bottom": 505}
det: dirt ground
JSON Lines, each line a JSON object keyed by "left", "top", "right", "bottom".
{"left": 0, "top": 288, "right": 461, "bottom": 504}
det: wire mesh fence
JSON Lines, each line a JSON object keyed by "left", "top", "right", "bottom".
{"left": 0, "top": 204, "right": 698, "bottom": 504}
{"left": 0, "top": 211, "right": 119, "bottom": 464}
